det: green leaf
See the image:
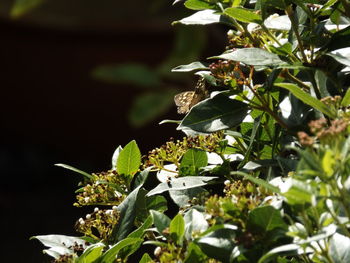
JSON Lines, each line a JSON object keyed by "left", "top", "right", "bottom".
{"left": 173, "top": 10, "right": 223, "bottom": 25}
{"left": 342, "top": 88, "right": 350, "bottom": 106}
{"left": 269, "top": 43, "right": 293, "bottom": 57}
{"left": 184, "top": 243, "right": 207, "bottom": 263}
{"left": 181, "top": 148, "right": 208, "bottom": 168}
{"left": 150, "top": 210, "right": 171, "bottom": 235}
{"left": 180, "top": 149, "right": 208, "bottom": 176}
{"left": 329, "top": 233, "right": 350, "bottom": 263}
{"left": 77, "top": 243, "right": 105, "bottom": 263}
{"left": 239, "top": 116, "right": 261, "bottom": 167}
{"left": 118, "top": 216, "right": 153, "bottom": 260}
{"left": 258, "top": 244, "right": 301, "bottom": 263}
{"left": 129, "top": 91, "right": 176, "bottom": 127}
{"left": 195, "top": 70, "right": 217, "bottom": 86}
{"left": 264, "top": 15, "right": 291, "bottom": 31}
{"left": 197, "top": 227, "right": 236, "bottom": 262}
{"left": 184, "top": 0, "right": 215, "bottom": 10}
{"left": 169, "top": 214, "right": 185, "bottom": 245}
{"left": 169, "top": 187, "right": 206, "bottom": 208}
{"left": 178, "top": 93, "right": 249, "bottom": 133}
{"left": 55, "top": 164, "right": 92, "bottom": 179}
{"left": 327, "top": 48, "right": 350, "bottom": 67}
{"left": 139, "top": 253, "right": 153, "bottom": 263}
{"left": 147, "top": 176, "right": 218, "bottom": 196}
{"left": 31, "top": 235, "right": 87, "bottom": 259}
{"left": 110, "top": 186, "right": 145, "bottom": 242}
{"left": 248, "top": 206, "right": 288, "bottom": 233}
{"left": 323, "top": 26, "right": 350, "bottom": 51}
{"left": 224, "top": 7, "right": 263, "bottom": 24}
{"left": 117, "top": 140, "right": 141, "bottom": 177}
{"left": 111, "top": 146, "right": 123, "bottom": 170}
{"left": 100, "top": 238, "right": 142, "bottom": 263}
{"left": 11, "top": 0, "right": 44, "bottom": 17}
{"left": 280, "top": 178, "right": 315, "bottom": 205}
{"left": 146, "top": 195, "right": 167, "bottom": 212}
{"left": 211, "top": 48, "right": 285, "bottom": 66}
{"left": 133, "top": 167, "right": 152, "bottom": 189}
{"left": 315, "top": 70, "right": 331, "bottom": 98}
{"left": 184, "top": 208, "right": 209, "bottom": 240}
{"left": 92, "top": 64, "right": 160, "bottom": 87}
{"left": 322, "top": 149, "right": 335, "bottom": 177}
{"left": 275, "top": 83, "right": 337, "bottom": 118}
{"left": 231, "top": 171, "right": 280, "bottom": 193}
{"left": 172, "top": 61, "right": 208, "bottom": 72}
{"left": 128, "top": 216, "right": 153, "bottom": 239}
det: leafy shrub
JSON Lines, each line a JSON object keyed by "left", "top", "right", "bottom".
{"left": 32, "top": 0, "right": 350, "bottom": 262}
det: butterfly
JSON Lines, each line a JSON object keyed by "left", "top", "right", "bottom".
{"left": 174, "top": 77, "right": 208, "bottom": 114}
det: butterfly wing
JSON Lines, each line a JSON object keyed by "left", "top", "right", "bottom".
{"left": 174, "top": 77, "right": 208, "bottom": 114}
{"left": 174, "top": 91, "right": 195, "bottom": 114}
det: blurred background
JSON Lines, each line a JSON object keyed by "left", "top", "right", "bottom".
{"left": 0, "top": 0, "right": 224, "bottom": 261}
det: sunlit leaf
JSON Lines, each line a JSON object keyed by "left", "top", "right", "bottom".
{"left": 329, "top": 233, "right": 350, "bottom": 263}
{"left": 110, "top": 186, "right": 145, "bottom": 242}
{"left": 248, "top": 206, "right": 288, "bottom": 233}
{"left": 100, "top": 238, "right": 142, "bottom": 263}
{"left": 224, "top": 7, "right": 263, "bottom": 24}
{"left": 147, "top": 176, "right": 218, "bottom": 196}
{"left": 117, "top": 140, "right": 141, "bottom": 178}
{"left": 211, "top": 48, "right": 286, "bottom": 66}
{"left": 184, "top": 0, "right": 215, "bottom": 10}
{"left": 342, "top": 88, "right": 350, "bottom": 106}
{"left": 275, "top": 83, "right": 337, "bottom": 118}
{"left": 77, "top": 243, "right": 105, "bottom": 263}
{"left": 178, "top": 93, "right": 249, "bottom": 133}
{"left": 139, "top": 253, "right": 153, "bottom": 263}
{"left": 55, "top": 164, "right": 92, "bottom": 179}
{"left": 150, "top": 210, "right": 171, "bottom": 234}
{"left": 173, "top": 10, "right": 223, "bottom": 25}
{"left": 169, "top": 214, "right": 185, "bottom": 245}
{"left": 172, "top": 61, "right": 208, "bottom": 72}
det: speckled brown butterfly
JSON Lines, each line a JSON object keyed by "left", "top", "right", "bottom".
{"left": 174, "top": 77, "right": 208, "bottom": 114}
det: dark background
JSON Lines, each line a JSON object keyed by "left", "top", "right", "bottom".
{"left": 0, "top": 1, "right": 223, "bottom": 261}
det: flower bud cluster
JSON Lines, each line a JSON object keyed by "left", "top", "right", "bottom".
{"left": 75, "top": 170, "right": 127, "bottom": 207}
{"left": 321, "top": 95, "right": 343, "bottom": 113}
{"left": 227, "top": 31, "right": 254, "bottom": 49}
{"left": 144, "top": 132, "right": 224, "bottom": 170}
{"left": 209, "top": 60, "right": 247, "bottom": 86}
{"left": 75, "top": 207, "right": 120, "bottom": 241}
{"left": 54, "top": 254, "right": 74, "bottom": 263}
{"left": 206, "top": 179, "right": 265, "bottom": 226}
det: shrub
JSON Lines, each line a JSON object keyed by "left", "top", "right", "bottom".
{"left": 33, "top": 0, "right": 350, "bottom": 262}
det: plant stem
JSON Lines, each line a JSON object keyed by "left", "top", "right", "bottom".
{"left": 306, "top": 70, "right": 322, "bottom": 99}
{"left": 235, "top": 137, "right": 247, "bottom": 153}
{"left": 247, "top": 82, "right": 288, "bottom": 129}
{"left": 263, "top": 105, "right": 288, "bottom": 129}
{"left": 282, "top": 70, "right": 311, "bottom": 91}
{"left": 286, "top": 5, "right": 308, "bottom": 62}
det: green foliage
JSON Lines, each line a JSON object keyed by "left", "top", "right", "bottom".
{"left": 11, "top": 0, "right": 44, "bottom": 17}
{"left": 33, "top": 0, "right": 350, "bottom": 262}
{"left": 116, "top": 140, "right": 141, "bottom": 180}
